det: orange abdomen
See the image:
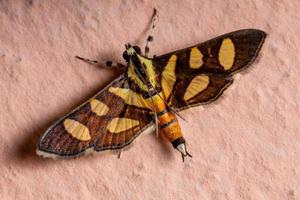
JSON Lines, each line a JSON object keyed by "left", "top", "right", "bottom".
{"left": 152, "top": 95, "right": 183, "bottom": 143}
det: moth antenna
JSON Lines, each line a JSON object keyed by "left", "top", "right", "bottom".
{"left": 75, "top": 56, "right": 99, "bottom": 64}
{"left": 75, "top": 56, "right": 125, "bottom": 68}
{"left": 144, "top": 8, "right": 158, "bottom": 57}
{"left": 169, "top": 106, "right": 186, "bottom": 122}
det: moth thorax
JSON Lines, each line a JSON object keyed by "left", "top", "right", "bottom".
{"left": 132, "top": 56, "right": 151, "bottom": 84}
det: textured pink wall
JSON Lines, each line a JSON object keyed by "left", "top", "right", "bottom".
{"left": 0, "top": 1, "right": 299, "bottom": 199}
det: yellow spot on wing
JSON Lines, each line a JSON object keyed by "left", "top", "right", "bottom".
{"left": 63, "top": 119, "right": 91, "bottom": 141}
{"left": 184, "top": 75, "right": 210, "bottom": 101}
{"left": 109, "top": 87, "right": 153, "bottom": 109}
{"left": 107, "top": 118, "right": 139, "bottom": 134}
{"left": 218, "top": 38, "right": 235, "bottom": 70}
{"left": 90, "top": 99, "right": 109, "bottom": 116}
{"left": 189, "top": 47, "right": 203, "bottom": 69}
{"left": 161, "top": 55, "right": 177, "bottom": 100}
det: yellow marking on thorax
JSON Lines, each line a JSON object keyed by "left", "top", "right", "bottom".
{"left": 140, "top": 56, "right": 157, "bottom": 86}
{"left": 63, "top": 119, "right": 91, "bottom": 141}
{"left": 218, "top": 38, "right": 235, "bottom": 70}
{"left": 161, "top": 55, "right": 177, "bottom": 100}
{"left": 189, "top": 47, "right": 203, "bottom": 69}
{"left": 184, "top": 75, "right": 210, "bottom": 101}
{"left": 127, "top": 56, "right": 157, "bottom": 91}
{"left": 107, "top": 118, "right": 139, "bottom": 134}
{"left": 90, "top": 99, "right": 109, "bottom": 116}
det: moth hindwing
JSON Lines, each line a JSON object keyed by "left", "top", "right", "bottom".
{"left": 37, "top": 27, "right": 266, "bottom": 159}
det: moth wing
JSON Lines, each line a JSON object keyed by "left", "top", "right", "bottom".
{"left": 37, "top": 75, "right": 154, "bottom": 159}
{"left": 153, "top": 29, "right": 266, "bottom": 110}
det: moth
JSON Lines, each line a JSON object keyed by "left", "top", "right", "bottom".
{"left": 36, "top": 9, "right": 266, "bottom": 161}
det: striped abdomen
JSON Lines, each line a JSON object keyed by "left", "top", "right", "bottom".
{"left": 152, "top": 94, "right": 183, "bottom": 144}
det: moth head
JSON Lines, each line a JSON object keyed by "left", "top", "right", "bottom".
{"left": 123, "top": 44, "right": 142, "bottom": 62}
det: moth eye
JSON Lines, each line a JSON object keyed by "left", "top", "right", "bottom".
{"left": 122, "top": 51, "right": 129, "bottom": 61}
{"left": 133, "top": 46, "right": 141, "bottom": 54}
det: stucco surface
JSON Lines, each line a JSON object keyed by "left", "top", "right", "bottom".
{"left": 0, "top": 1, "right": 299, "bottom": 199}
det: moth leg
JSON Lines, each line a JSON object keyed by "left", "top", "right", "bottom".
{"left": 144, "top": 8, "right": 158, "bottom": 57}
{"left": 148, "top": 89, "right": 160, "bottom": 137}
{"left": 154, "top": 114, "right": 159, "bottom": 137}
{"left": 75, "top": 56, "right": 126, "bottom": 68}
{"left": 117, "top": 150, "right": 122, "bottom": 159}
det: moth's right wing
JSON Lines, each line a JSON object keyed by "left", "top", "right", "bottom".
{"left": 153, "top": 29, "right": 266, "bottom": 111}
{"left": 37, "top": 75, "right": 154, "bottom": 159}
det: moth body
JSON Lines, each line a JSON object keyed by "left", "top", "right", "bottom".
{"left": 125, "top": 45, "right": 189, "bottom": 158}
{"left": 36, "top": 15, "right": 266, "bottom": 161}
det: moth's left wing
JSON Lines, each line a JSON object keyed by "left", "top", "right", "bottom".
{"left": 37, "top": 75, "right": 154, "bottom": 159}
{"left": 153, "top": 29, "right": 266, "bottom": 110}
